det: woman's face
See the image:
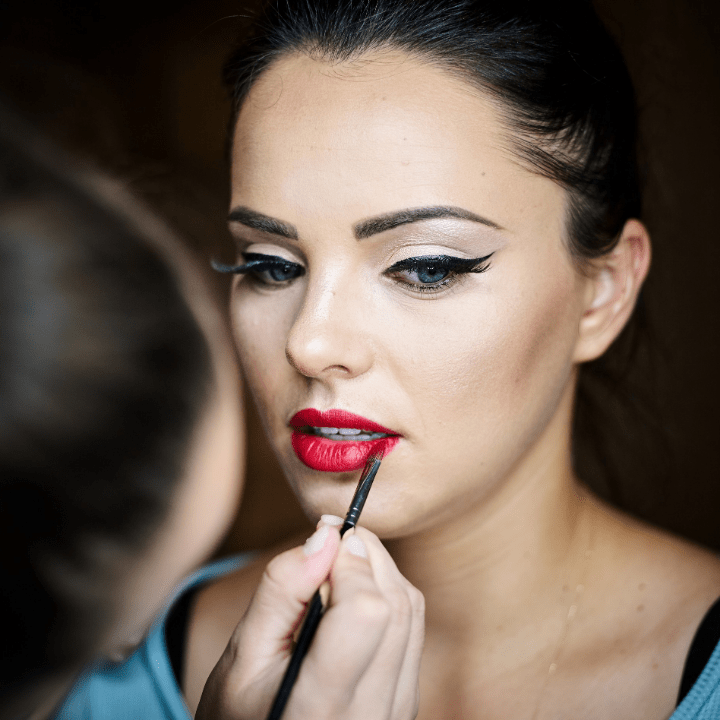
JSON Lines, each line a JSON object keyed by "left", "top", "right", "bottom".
{"left": 229, "top": 52, "right": 593, "bottom": 538}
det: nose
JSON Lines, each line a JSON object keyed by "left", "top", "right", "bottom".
{"left": 285, "top": 273, "right": 374, "bottom": 381}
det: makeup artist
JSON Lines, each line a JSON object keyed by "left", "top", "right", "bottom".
{"left": 0, "top": 107, "right": 423, "bottom": 720}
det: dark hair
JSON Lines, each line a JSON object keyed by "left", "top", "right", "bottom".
{"left": 0, "top": 105, "right": 213, "bottom": 713}
{"left": 223, "top": 0, "right": 659, "bottom": 504}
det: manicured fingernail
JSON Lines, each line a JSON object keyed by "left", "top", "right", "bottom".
{"left": 320, "top": 514, "right": 344, "bottom": 526}
{"left": 303, "top": 525, "right": 330, "bottom": 557}
{"left": 344, "top": 535, "right": 367, "bottom": 558}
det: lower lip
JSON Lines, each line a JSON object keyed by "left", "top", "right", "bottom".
{"left": 291, "top": 432, "right": 400, "bottom": 472}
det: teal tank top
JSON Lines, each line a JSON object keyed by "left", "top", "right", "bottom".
{"left": 53, "top": 553, "right": 253, "bottom": 720}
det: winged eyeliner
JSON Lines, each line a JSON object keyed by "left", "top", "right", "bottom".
{"left": 212, "top": 253, "right": 494, "bottom": 277}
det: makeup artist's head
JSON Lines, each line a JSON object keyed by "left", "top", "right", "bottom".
{"left": 222, "top": 0, "right": 650, "bottom": 537}
{"left": 0, "top": 108, "right": 243, "bottom": 719}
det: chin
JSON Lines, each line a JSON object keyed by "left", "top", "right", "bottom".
{"left": 280, "top": 441, "right": 445, "bottom": 537}
{"left": 292, "top": 478, "right": 426, "bottom": 540}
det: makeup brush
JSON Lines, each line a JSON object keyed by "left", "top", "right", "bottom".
{"left": 266, "top": 451, "right": 384, "bottom": 720}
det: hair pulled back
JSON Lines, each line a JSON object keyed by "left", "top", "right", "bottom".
{"left": 0, "top": 106, "right": 213, "bottom": 710}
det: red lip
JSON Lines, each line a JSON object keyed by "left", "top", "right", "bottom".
{"left": 290, "top": 408, "right": 400, "bottom": 472}
{"left": 290, "top": 409, "right": 398, "bottom": 435}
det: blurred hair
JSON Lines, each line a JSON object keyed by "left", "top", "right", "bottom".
{"left": 223, "top": 0, "right": 662, "bottom": 503}
{"left": 0, "top": 102, "right": 214, "bottom": 712}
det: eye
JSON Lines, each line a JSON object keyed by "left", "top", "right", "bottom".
{"left": 212, "top": 253, "right": 305, "bottom": 286}
{"left": 255, "top": 260, "right": 303, "bottom": 284}
{"left": 384, "top": 253, "right": 493, "bottom": 294}
{"left": 412, "top": 262, "right": 452, "bottom": 284}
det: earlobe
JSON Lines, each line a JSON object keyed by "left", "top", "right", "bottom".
{"left": 574, "top": 219, "right": 651, "bottom": 363}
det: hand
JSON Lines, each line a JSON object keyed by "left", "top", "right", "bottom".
{"left": 195, "top": 521, "right": 424, "bottom": 720}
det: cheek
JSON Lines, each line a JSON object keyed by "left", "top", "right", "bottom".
{"left": 389, "top": 270, "right": 582, "bottom": 449}
{"left": 230, "top": 284, "right": 297, "bottom": 417}
{"left": 354, "top": 277, "right": 583, "bottom": 532}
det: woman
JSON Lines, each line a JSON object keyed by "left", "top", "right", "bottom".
{"left": 0, "top": 105, "right": 422, "bottom": 720}
{"left": 189, "top": 0, "right": 720, "bottom": 718}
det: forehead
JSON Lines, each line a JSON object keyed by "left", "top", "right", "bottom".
{"left": 231, "top": 51, "right": 563, "bottom": 233}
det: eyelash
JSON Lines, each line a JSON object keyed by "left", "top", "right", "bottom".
{"left": 212, "top": 252, "right": 494, "bottom": 294}
{"left": 212, "top": 253, "right": 306, "bottom": 286}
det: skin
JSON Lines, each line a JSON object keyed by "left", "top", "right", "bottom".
{"left": 185, "top": 51, "right": 720, "bottom": 719}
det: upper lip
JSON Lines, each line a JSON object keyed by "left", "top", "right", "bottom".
{"left": 290, "top": 408, "right": 400, "bottom": 436}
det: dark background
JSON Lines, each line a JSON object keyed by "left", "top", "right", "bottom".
{"left": 2, "top": 0, "right": 719, "bottom": 553}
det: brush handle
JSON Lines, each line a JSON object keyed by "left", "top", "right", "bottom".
{"left": 266, "top": 588, "right": 325, "bottom": 720}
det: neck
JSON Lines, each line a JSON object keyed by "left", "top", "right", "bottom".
{"left": 385, "top": 383, "right": 595, "bottom": 643}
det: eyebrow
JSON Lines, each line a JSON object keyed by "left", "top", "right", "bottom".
{"left": 227, "top": 206, "right": 298, "bottom": 240}
{"left": 227, "top": 204, "right": 502, "bottom": 241}
{"left": 353, "top": 206, "right": 502, "bottom": 239}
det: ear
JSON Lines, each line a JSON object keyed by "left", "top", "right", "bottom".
{"left": 573, "top": 219, "right": 651, "bottom": 363}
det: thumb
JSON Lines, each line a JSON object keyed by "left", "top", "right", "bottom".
{"left": 234, "top": 524, "right": 341, "bottom": 663}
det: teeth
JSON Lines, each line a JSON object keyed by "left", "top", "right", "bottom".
{"left": 310, "top": 426, "right": 388, "bottom": 441}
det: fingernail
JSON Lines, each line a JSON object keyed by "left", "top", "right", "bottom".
{"left": 320, "top": 514, "right": 344, "bottom": 526}
{"left": 303, "top": 525, "right": 330, "bottom": 557}
{"left": 344, "top": 535, "right": 367, "bottom": 558}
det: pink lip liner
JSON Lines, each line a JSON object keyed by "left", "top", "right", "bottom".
{"left": 266, "top": 451, "right": 384, "bottom": 720}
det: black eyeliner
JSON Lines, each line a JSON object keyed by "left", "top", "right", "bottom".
{"left": 386, "top": 252, "right": 494, "bottom": 275}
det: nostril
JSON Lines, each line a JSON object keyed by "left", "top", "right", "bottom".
{"left": 285, "top": 345, "right": 301, "bottom": 372}
{"left": 285, "top": 340, "right": 352, "bottom": 377}
{"left": 285, "top": 325, "right": 353, "bottom": 377}
{"left": 325, "top": 364, "right": 351, "bottom": 374}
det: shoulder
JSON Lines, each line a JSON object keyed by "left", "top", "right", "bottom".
{"left": 588, "top": 494, "right": 720, "bottom": 643}
{"left": 183, "top": 534, "right": 307, "bottom": 714}
{"left": 590, "top": 497, "right": 720, "bottom": 614}
{"left": 576, "top": 495, "right": 720, "bottom": 716}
